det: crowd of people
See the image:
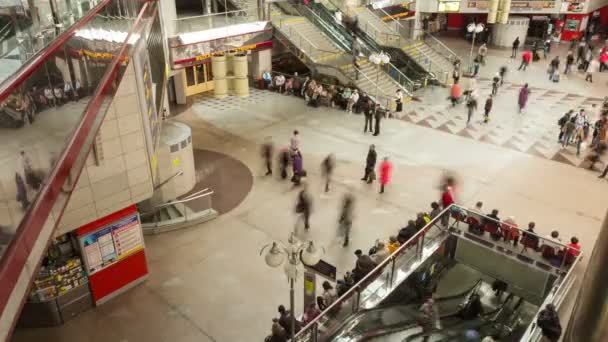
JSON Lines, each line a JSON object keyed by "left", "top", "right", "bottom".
{"left": 262, "top": 156, "right": 580, "bottom": 341}
{"left": 259, "top": 71, "right": 403, "bottom": 136}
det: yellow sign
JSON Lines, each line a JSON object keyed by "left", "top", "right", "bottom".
{"left": 172, "top": 158, "right": 180, "bottom": 166}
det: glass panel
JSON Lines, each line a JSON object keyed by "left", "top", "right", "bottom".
{"left": 185, "top": 67, "right": 195, "bottom": 86}
{"left": 195, "top": 64, "right": 205, "bottom": 84}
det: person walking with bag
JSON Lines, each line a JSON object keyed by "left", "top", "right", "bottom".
{"left": 361, "top": 145, "right": 377, "bottom": 183}
{"left": 378, "top": 157, "right": 392, "bottom": 194}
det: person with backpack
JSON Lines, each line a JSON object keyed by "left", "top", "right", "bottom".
{"left": 537, "top": 304, "right": 562, "bottom": 342}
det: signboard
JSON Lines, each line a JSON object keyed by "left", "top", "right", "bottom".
{"left": 173, "top": 40, "right": 273, "bottom": 67}
{"left": 510, "top": 1, "right": 555, "bottom": 10}
{"left": 467, "top": 1, "right": 488, "bottom": 9}
{"left": 304, "top": 259, "right": 337, "bottom": 281}
{"left": 565, "top": 19, "right": 580, "bottom": 31}
{"left": 79, "top": 214, "right": 144, "bottom": 275}
{"left": 133, "top": 38, "right": 160, "bottom": 182}
{"left": 438, "top": 1, "right": 461, "bottom": 12}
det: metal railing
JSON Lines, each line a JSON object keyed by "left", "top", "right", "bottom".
{"left": 140, "top": 190, "right": 215, "bottom": 228}
{"left": 298, "top": 3, "right": 414, "bottom": 95}
{"left": 290, "top": 203, "right": 581, "bottom": 341}
{"left": 292, "top": 206, "right": 451, "bottom": 341}
{"left": 172, "top": 7, "right": 262, "bottom": 35}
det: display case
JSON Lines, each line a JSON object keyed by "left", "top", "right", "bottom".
{"left": 17, "top": 235, "right": 93, "bottom": 328}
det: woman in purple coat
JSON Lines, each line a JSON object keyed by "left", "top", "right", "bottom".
{"left": 518, "top": 83, "right": 530, "bottom": 113}
{"left": 292, "top": 151, "right": 303, "bottom": 186}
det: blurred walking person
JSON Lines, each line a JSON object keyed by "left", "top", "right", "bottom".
{"left": 278, "top": 147, "right": 290, "bottom": 180}
{"left": 261, "top": 137, "right": 274, "bottom": 176}
{"left": 361, "top": 145, "right": 377, "bottom": 183}
{"left": 295, "top": 183, "right": 312, "bottom": 231}
{"left": 378, "top": 157, "right": 392, "bottom": 194}
{"left": 586, "top": 58, "right": 599, "bottom": 83}
{"left": 15, "top": 173, "right": 29, "bottom": 210}
{"left": 321, "top": 154, "right": 335, "bottom": 192}
{"left": 518, "top": 84, "right": 530, "bottom": 113}
{"left": 565, "top": 50, "right": 574, "bottom": 74}
{"left": 292, "top": 150, "right": 304, "bottom": 186}
{"left": 483, "top": 96, "right": 493, "bottom": 124}
{"left": 511, "top": 37, "right": 520, "bottom": 58}
{"left": 338, "top": 192, "right": 355, "bottom": 247}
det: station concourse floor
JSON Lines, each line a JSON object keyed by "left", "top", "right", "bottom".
{"left": 12, "top": 38, "right": 608, "bottom": 342}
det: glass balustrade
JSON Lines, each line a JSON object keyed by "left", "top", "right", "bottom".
{"left": 0, "top": 2, "right": 157, "bottom": 338}
{"left": 291, "top": 204, "right": 581, "bottom": 342}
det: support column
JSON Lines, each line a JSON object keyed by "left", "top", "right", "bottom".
{"left": 251, "top": 49, "right": 271, "bottom": 79}
{"left": 564, "top": 211, "right": 608, "bottom": 342}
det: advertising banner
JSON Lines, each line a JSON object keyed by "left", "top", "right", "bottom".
{"left": 79, "top": 214, "right": 144, "bottom": 275}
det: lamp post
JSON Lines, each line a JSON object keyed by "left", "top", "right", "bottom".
{"left": 369, "top": 51, "right": 390, "bottom": 106}
{"left": 260, "top": 233, "right": 324, "bottom": 340}
{"left": 467, "top": 23, "right": 484, "bottom": 74}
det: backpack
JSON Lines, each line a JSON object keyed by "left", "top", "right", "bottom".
{"left": 558, "top": 115, "right": 568, "bottom": 126}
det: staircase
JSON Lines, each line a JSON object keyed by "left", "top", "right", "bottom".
{"left": 347, "top": 5, "right": 458, "bottom": 85}
{"left": 272, "top": 14, "right": 409, "bottom": 109}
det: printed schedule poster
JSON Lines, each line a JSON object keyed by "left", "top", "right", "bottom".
{"left": 80, "top": 214, "right": 144, "bottom": 275}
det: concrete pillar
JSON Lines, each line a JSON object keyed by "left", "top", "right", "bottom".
{"left": 499, "top": 0, "right": 512, "bottom": 24}
{"left": 564, "top": 211, "right": 608, "bottom": 342}
{"left": 487, "top": 0, "right": 499, "bottom": 24}
{"left": 173, "top": 73, "right": 187, "bottom": 105}
{"left": 491, "top": 16, "right": 529, "bottom": 48}
{"left": 251, "top": 49, "right": 271, "bottom": 79}
{"left": 158, "top": 0, "right": 178, "bottom": 37}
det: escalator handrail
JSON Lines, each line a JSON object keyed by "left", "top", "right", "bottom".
{"left": 293, "top": 205, "right": 452, "bottom": 340}
{"left": 301, "top": 3, "right": 415, "bottom": 95}
{"left": 0, "top": 2, "right": 155, "bottom": 338}
{"left": 0, "top": 0, "right": 112, "bottom": 103}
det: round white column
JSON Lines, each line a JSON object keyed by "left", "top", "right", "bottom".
{"left": 491, "top": 16, "right": 530, "bottom": 48}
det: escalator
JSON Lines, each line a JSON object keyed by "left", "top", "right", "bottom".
{"left": 325, "top": 280, "right": 484, "bottom": 341}
{"left": 0, "top": 1, "right": 162, "bottom": 340}
{"left": 303, "top": 1, "right": 433, "bottom": 90}
{"left": 271, "top": 4, "right": 409, "bottom": 108}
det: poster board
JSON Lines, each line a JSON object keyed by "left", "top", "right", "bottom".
{"left": 79, "top": 212, "right": 144, "bottom": 275}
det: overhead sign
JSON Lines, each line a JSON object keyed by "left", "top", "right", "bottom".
{"left": 173, "top": 40, "right": 273, "bottom": 67}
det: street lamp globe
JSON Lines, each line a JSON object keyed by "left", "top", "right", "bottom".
{"left": 264, "top": 242, "right": 285, "bottom": 268}
{"left": 369, "top": 51, "right": 390, "bottom": 66}
{"left": 301, "top": 241, "right": 322, "bottom": 266}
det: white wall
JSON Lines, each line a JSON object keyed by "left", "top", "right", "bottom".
{"left": 587, "top": 0, "right": 608, "bottom": 12}
{"left": 55, "top": 63, "right": 154, "bottom": 235}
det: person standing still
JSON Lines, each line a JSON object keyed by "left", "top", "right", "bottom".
{"left": 295, "top": 183, "right": 312, "bottom": 230}
{"left": 373, "top": 104, "right": 382, "bottom": 136}
{"left": 378, "top": 157, "right": 392, "bottom": 194}
{"left": 261, "top": 137, "right": 274, "bottom": 176}
{"left": 511, "top": 37, "right": 520, "bottom": 58}
{"left": 484, "top": 96, "right": 493, "bottom": 124}
{"left": 361, "top": 145, "right": 377, "bottom": 183}
{"left": 395, "top": 89, "right": 403, "bottom": 113}
{"left": 364, "top": 100, "right": 374, "bottom": 133}
{"left": 321, "top": 153, "right": 335, "bottom": 192}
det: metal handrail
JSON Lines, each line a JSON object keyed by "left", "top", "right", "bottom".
{"left": 172, "top": 7, "right": 256, "bottom": 21}
{"left": 275, "top": 17, "right": 336, "bottom": 55}
{"left": 417, "top": 27, "right": 459, "bottom": 62}
{"left": 154, "top": 170, "right": 183, "bottom": 190}
{"left": 181, "top": 188, "right": 210, "bottom": 200}
{"left": 301, "top": 3, "right": 414, "bottom": 95}
{"left": 158, "top": 190, "right": 214, "bottom": 207}
{"left": 293, "top": 205, "right": 451, "bottom": 339}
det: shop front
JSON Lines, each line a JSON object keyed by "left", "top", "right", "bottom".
{"left": 18, "top": 206, "right": 148, "bottom": 328}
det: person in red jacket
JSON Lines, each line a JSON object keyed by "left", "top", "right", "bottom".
{"left": 378, "top": 157, "right": 392, "bottom": 194}
{"left": 518, "top": 51, "right": 532, "bottom": 71}
{"left": 441, "top": 186, "right": 454, "bottom": 209}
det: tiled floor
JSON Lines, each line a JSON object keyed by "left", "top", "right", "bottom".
{"left": 12, "top": 38, "right": 608, "bottom": 342}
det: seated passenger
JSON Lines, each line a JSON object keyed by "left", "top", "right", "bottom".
{"left": 567, "top": 237, "right": 581, "bottom": 258}
{"left": 302, "top": 303, "right": 321, "bottom": 325}
{"left": 371, "top": 242, "right": 390, "bottom": 264}
{"left": 429, "top": 201, "right": 441, "bottom": 219}
{"left": 274, "top": 74, "right": 286, "bottom": 93}
{"left": 340, "top": 88, "right": 352, "bottom": 109}
{"left": 387, "top": 236, "right": 400, "bottom": 253}
{"left": 546, "top": 230, "right": 562, "bottom": 244}
{"left": 536, "top": 304, "right": 562, "bottom": 342}
{"left": 503, "top": 216, "right": 520, "bottom": 246}
{"left": 398, "top": 220, "right": 418, "bottom": 244}
{"left": 284, "top": 77, "right": 294, "bottom": 95}
{"left": 523, "top": 222, "right": 540, "bottom": 249}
